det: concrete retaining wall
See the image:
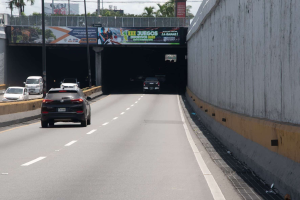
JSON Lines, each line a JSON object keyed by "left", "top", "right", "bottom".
{"left": 187, "top": 88, "right": 300, "bottom": 199}
{"left": 188, "top": 0, "right": 300, "bottom": 125}
{"left": 187, "top": 0, "right": 300, "bottom": 198}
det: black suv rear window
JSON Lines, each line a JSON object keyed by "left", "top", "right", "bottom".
{"left": 46, "top": 91, "right": 80, "bottom": 99}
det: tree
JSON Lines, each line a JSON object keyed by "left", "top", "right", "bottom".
{"left": 186, "top": 5, "right": 194, "bottom": 18}
{"left": 142, "top": 6, "right": 155, "bottom": 17}
{"left": 7, "top": 0, "right": 35, "bottom": 16}
{"left": 156, "top": 0, "right": 175, "bottom": 17}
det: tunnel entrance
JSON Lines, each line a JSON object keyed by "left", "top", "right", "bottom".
{"left": 102, "top": 47, "right": 187, "bottom": 94}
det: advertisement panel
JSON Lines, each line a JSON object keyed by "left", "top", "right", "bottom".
{"left": 176, "top": 2, "right": 186, "bottom": 18}
{"left": 45, "top": 3, "right": 79, "bottom": 15}
{"left": 10, "top": 26, "right": 97, "bottom": 44}
{"left": 97, "top": 27, "right": 180, "bottom": 45}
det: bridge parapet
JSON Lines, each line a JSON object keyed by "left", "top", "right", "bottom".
{"left": 7, "top": 15, "right": 190, "bottom": 27}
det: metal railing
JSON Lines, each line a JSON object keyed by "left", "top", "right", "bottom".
{"left": 8, "top": 16, "right": 190, "bottom": 27}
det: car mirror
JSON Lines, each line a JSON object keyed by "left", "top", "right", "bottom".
{"left": 60, "top": 81, "right": 62, "bottom": 84}
{"left": 23, "top": 82, "right": 26, "bottom": 85}
{"left": 87, "top": 96, "right": 92, "bottom": 101}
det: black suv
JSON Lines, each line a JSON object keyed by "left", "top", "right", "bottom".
{"left": 41, "top": 88, "right": 91, "bottom": 128}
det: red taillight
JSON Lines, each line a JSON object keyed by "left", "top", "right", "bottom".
{"left": 76, "top": 111, "right": 84, "bottom": 113}
{"left": 42, "top": 111, "right": 49, "bottom": 114}
{"left": 71, "top": 98, "right": 83, "bottom": 103}
{"left": 43, "top": 99, "right": 53, "bottom": 103}
{"left": 157, "top": 82, "right": 160, "bottom": 86}
{"left": 143, "top": 82, "right": 146, "bottom": 86}
{"left": 59, "top": 90, "right": 67, "bottom": 92}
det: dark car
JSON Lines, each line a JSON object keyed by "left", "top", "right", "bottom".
{"left": 41, "top": 88, "right": 91, "bottom": 128}
{"left": 143, "top": 77, "right": 160, "bottom": 93}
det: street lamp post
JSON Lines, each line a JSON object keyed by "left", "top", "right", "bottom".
{"left": 84, "top": 0, "right": 92, "bottom": 88}
{"left": 42, "top": 0, "right": 47, "bottom": 96}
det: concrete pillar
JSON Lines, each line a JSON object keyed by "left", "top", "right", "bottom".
{"left": 93, "top": 47, "right": 103, "bottom": 86}
{"left": 0, "top": 26, "right": 6, "bottom": 85}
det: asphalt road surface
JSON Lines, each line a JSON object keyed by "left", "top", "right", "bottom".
{"left": 0, "top": 94, "right": 241, "bottom": 200}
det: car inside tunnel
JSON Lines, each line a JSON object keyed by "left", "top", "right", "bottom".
{"left": 102, "top": 47, "right": 187, "bottom": 94}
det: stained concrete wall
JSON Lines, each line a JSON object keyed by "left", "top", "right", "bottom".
{"left": 0, "top": 26, "right": 6, "bottom": 85}
{"left": 188, "top": 0, "right": 300, "bottom": 125}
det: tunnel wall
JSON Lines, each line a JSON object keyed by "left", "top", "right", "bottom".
{"left": 187, "top": 0, "right": 300, "bottom": 198}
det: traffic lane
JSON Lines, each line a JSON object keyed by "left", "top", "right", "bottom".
{"left": 0, "top": 94, "right": 214, "bottom": 200}
{"left": 0, "top": 94, "right": 138, "bottom": 173}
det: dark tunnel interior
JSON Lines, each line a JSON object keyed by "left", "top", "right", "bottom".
{"left": 7, "top": 46, "right": 187, "bottom": 94}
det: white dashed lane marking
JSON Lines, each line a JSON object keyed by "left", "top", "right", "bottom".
{"left": 86, "top": 129, "right": 97, "bottom": 135}
{"left": 113, "top": 117, "right": 118, "bottom": 120}
{"left": 120, "top": 112, "right": 125, "bottom": 115}
{"left": 65, "top": 140, "right": 77, "bottom": 147}
{"left": 102, "top": 122, "right": 109, "bottom": 126}
{"left": 126, "top": 108, "right": 130, "bottom": 110}
{"left": 21, "top": 157, "right": 46, "bottom": 166}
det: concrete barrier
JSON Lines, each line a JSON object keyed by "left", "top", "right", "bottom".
{"left": 186, "top": 87, "right": 300, "bottom": 199}
{"left": 0, "top": 84, "right": 6, "bottom": 90}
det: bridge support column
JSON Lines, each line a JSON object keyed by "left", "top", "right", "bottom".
{"left": 93, "top": 47, "right": 103, "bottom": 86}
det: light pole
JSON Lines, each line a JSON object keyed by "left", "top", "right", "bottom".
{"left": 84, "top": 0, "right": 92, "bottom": 88}
{"left": 42, "top": 0, "right": 47, "bottom": 96}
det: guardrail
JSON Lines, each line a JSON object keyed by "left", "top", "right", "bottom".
{"left": 8, "top": 16, "right": 190, "bottom": 27}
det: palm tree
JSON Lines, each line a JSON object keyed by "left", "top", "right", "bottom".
{"left": 156, "top": 0, "right": 175, "bottom": 17}
{"left": 186, "top": 5, "right": 194, "bottom": 18}
{"left": 7, "top": 0, "right": 35, "bottom": 16}
{"left": 142, "top": 6, "right": 155, "bottom": 17}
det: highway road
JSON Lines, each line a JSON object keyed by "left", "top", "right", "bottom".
{"left": 0, "top": 94, "right": 241, "bottom": 200}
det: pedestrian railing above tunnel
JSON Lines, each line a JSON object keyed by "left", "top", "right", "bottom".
{"left": 8, "top": 15, "right": 190, "bottom": 27}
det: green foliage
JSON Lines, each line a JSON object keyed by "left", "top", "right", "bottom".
{"left": 156, "top": 0, "right": 175, "bottom": 17}
{"left": 45, "top": 29, "right": 56, "bottom": 39}
{"left": 142, "top": 6, "right": 155, "bottom": 17}
{"left": 7, "top": 0, "right": 35, "bottom": 16}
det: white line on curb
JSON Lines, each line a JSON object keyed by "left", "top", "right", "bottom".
{"left": 113, "top": 117, "right": 118, "bottom": 120}
{"left": 21, "top": 157, "right": 46, "bottom": 166}
{"left": 102, "top": 122, "right": 109, "bottom": 126}
{"left": 177, "top": 95, "right": 226, "bottom": 200}
{"left": 86, "top": 129, "right": 97, "bottom": 135}
{"left": 120, "top": 112, "right": 125, "bottom": 115}
{"left": 65, "top": 140, "right": 77, "bottom": 147}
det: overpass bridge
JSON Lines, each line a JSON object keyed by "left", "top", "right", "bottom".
{"left": 0, "top": 0, "right": 299, "bottom": 199}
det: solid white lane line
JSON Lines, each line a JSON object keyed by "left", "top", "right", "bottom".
{"left": 102, "top": 122, "right": 109, "bottom": 126}
{"left": 126, "top": 108, "right": 130, "bottom": 110}
{"left": 120, "top": 112, "right": 125, "bottom": 115}
{"left": 113, "top": 117, "right": 118, "bottom": 120}
{"left": 86, "top": 129, "right": 97, "bottom": 135}
{"left": 65, "top": 140, "right": 77, "bottom": 147}
{"left": 21, "top": 157, "right": 46, "bottom": 166}
{"left": 177, "top": 96, "right": 226, "bottom": 200}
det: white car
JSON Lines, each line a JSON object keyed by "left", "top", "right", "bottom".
{"left": 60, "top": 78, "right": 80, "bottom": 89}
{"left": 3, "top": 87, "right": 29, "bottom": 101}
{"left": 24, "top": 76, "right": 43, "bottom": 95}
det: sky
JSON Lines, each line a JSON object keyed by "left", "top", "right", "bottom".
{"left": 0, "top": 0, "right": 202, "bottom": 17}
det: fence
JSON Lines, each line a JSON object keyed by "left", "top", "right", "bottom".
{"left": 8, "top": 16, "right": 190, "bottom": 27}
